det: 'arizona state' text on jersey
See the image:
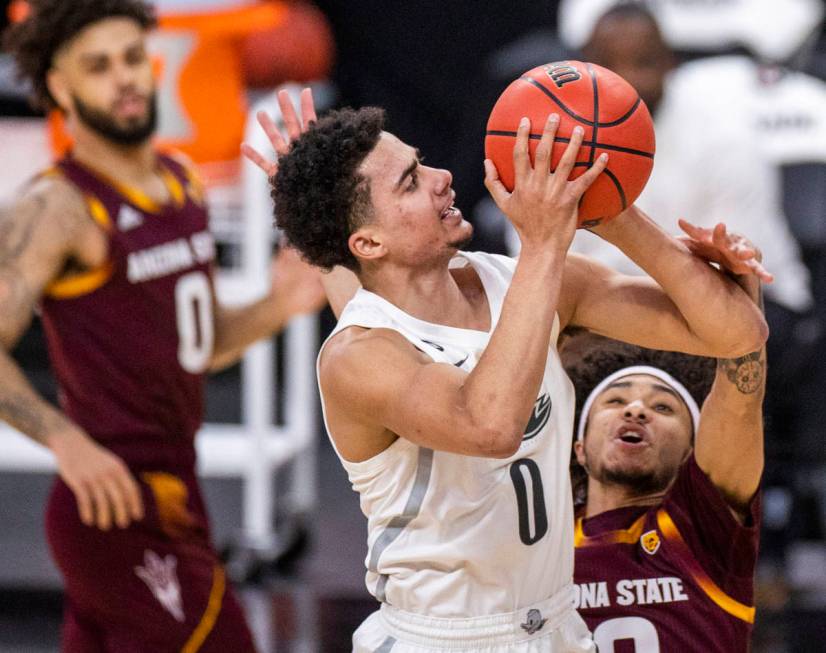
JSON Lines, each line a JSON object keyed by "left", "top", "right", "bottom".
{"left": 40, "top": 152, "right": 215, "bottom": 468}
{"left": 574, "top": 454, "right": 760, "bottom": 652}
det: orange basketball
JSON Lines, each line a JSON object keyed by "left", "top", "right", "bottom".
{"left": 485, "top": 60, "right": 655, "bottom": 227}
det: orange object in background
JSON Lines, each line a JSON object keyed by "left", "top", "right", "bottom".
{"left": 42, "top": 1, "right": 334, "bottom": 185}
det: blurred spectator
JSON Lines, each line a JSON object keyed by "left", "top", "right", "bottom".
{"left": 559, "top": 0, "right": 824, "bottom": 64}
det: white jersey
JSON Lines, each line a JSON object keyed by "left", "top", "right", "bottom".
{"left": 318, "top": 251, "right": 577, "bottom": 618}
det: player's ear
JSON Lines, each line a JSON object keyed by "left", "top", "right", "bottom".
{"left": 46, "top": 67, "right": 71, "bottom": 113}
{"left": 574, "top": 440, "right": 586, "bottom": 466}
{"left": 349, "top": 226, "right": 386, "bottom": 263}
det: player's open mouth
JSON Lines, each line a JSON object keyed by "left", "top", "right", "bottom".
{"left": 614, "top": 427, "right": 648, "bottom": 446}
{"left": 440, "top": 206, "right": 460, "bottom": 220}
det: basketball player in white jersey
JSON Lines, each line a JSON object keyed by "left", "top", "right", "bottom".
{"left": 244, "top": 89, "right": 769, "bottom": 652}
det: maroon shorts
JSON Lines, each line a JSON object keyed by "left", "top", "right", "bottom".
{"left": 45, "top": 468, "right": 256, "bottom": 653}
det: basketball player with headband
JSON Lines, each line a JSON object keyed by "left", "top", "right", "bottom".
{"left": 566, "top": 251, "right": 765, "bottom": 651}
{"left": 245, "top": 89, "right": 770, "bottom": 652}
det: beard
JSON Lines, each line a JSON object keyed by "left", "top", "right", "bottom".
{"left": 72, "top": 91, "right": 157, "bottom": 146}
{"left": 598, "top": 464, "right": 674, "bottom": 495}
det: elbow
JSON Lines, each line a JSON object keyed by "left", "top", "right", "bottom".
{"left": 725, "top": 315, "right": 769, "bottom": 358}
{"left": 472, "top": 424, "right": 523, "bottom": 459}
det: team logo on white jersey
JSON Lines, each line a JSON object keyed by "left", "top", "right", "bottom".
{"left": 135, "top": 549, "right": 185, "bottom": 622}
{"left": 641, "top": 529, "right": 661, "bottom": 555}
{"left": 520, "top": 608, "right": 547, "bottom": 634}
{"left": 523, "top": 393, "right": 551, "bottom": 440}
{"left": 117, "top": 205, "right": 144, "bottom": 231}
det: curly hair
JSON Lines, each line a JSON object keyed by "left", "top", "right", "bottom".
{"left": 3, "top": 0, "right": 156, "bottom": 110}
{"left": 272, "top": 107, "right": 385, "bottom": 272}
{"left": 560, "top": 327, "right": 716, "bottom": 508}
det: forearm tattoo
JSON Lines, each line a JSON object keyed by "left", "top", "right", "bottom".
{"left": 0, "top": 194, "right": 46, "bottom": 267}
{"left": 0, "top": 393, "right": 50, "bottom": 441}
{"left": 718, "top": 350, "right": 765, "bottom": 394}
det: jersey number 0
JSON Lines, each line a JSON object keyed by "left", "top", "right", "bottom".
{"left": 175, "top": 271, "right": 214, "bottom": 373}
{"left": 510, "top": 458, "right": 549, "bottom": 545}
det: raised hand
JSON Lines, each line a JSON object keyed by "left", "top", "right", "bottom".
{"left": 678, "top": 219, "right": 774, "bottom": 284}
{"left": 241, "top": 87, "right": 318, "bottom": 177}
{"left": 483, "top": 114, "right": 608, "bottom": 251}
{"left": 50, "top": 429, "right": 144, "bottom": 530}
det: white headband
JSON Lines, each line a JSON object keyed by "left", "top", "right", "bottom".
{"left": 576, "top": 365, "right": 701, "bottom": 443}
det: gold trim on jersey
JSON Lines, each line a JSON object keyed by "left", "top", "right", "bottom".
{"left": 657, "top": 509, "right": 755, "bottom": 624}
{"left": 45, "top": 261, "right": 114, "bottom": 299}
{"left": 180, "top": 565, "right": 226, "bottom": 653}
{"left": 43, "top": 194, "right": 113, "bottom": 299}
{"left": 71, "top": 157, "right": 186, "bottom": 214}
{"left": 574, "top": 514, "right": 646, "bottom": 548}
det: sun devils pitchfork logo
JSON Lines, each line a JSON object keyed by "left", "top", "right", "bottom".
{"left": 523, "top": 394, "right": 551, "bottom": 441}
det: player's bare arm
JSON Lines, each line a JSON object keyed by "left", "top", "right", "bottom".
{"left": 321, "top": 116, "right": 608, "bottom": 461}
{"left": 209, "top": 246, "right": 326, "bottom": 370}
{"left": 0, "top": 177, "right": 143, "bottom": 531}
{"left": 559, "top": 205, "right": 769, "bottom": 358}
{"left": 681, "top": 227, "right": 766, "bottom": 517}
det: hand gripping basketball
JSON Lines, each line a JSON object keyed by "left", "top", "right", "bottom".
{"left": 484, "top": 113, "right": 608, "bottom": 250}
{"left": 486, "top": 60, "right": 655, "bottom": 227}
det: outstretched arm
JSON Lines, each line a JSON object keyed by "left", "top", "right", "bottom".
{"left": 686, "top": 230, "right": 766, "bottom": 516}
{"left": 562, "top": 206, "right": 769, "bottom": 358}
{"left": 210, "top": 246, "right": 326, "bottom": 370}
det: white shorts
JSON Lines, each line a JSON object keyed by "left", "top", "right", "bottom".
{"left": 352, "top": 585, "right": 595, "bottom": 653}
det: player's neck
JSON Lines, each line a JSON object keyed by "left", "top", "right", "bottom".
{"left": 584, "top": 480, "right": 666, "bottom": 518}
{"left": 360, "top": 261, "right": 490, "bottom": 331}
{"left": 71, "top": 129, "right": 157, "bottom": 185}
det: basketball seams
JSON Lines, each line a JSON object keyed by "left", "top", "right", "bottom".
{"left": 587, "top": 63, "right": 599, "bottom": 167}
{"left": 598, "top": 96, "right": 642, "bottom": 127}
{"left": 484, "top": 132, "right": 654, "bottom": 159}
{"left": 601, "top": 168, "right": 627, "bottom": 210}
{"left": 517, "top": 75, "right": 641, "bottom": 128}
{"left": 519, "top": 76, "right": 594, "bottom": 126}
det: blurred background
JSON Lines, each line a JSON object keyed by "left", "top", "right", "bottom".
{"left": 0, "top": 0, "right": 825, "bottom": 651}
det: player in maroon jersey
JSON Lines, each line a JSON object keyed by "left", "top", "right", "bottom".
{"left": 563, "top": 234, "right": 766, "bottom": 652}
{"left": 1, "top": 2, "right": 324, "bottom": 651}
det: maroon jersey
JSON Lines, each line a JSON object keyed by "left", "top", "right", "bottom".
{"left": 39, "top": 153, "right": 215, "bottom": 468}
{"left": 573, "top": 455, "right": 760, "bottom": 652}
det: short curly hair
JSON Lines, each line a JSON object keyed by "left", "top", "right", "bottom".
{"left": 3, "top": 0, "right": 156, "bottom": 110}
{"left": 272, "top": 107, "right": 385, "bottom": 272}
{"left": 560, "top": 328, "right": 716, "bottom": 508}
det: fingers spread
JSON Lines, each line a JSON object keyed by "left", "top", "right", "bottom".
{"left": 571, "top": 153, "right": 608, "bottom": 196}
{"left": 256, "top": 111, "right": 287, "bottom": 155}
{"left": 484, "top": 158, "right": 509, "bottom": 206}
{"left": 533, "top": 114, "right": 559, "bottom": 171}
{"left": 278, "top": 89, "right": 302, "bottom": 141}
{"left": 513, "top": 117, "right": 531, "bottom": 182}
{"left": 553, "top": 125, "right": 585, "bottom": 182}
{"left": 300, "top": 87, "right": 317, "bottom": 126}
{"left": 241, "top": 143, "right": 276, "bottom": 177}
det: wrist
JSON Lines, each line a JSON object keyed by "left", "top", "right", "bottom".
{"left": 45, "top": 426, "right": 90, "bottom": 455}
{"left": 588, "top": 205, "right": 640, "bottom": 242}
